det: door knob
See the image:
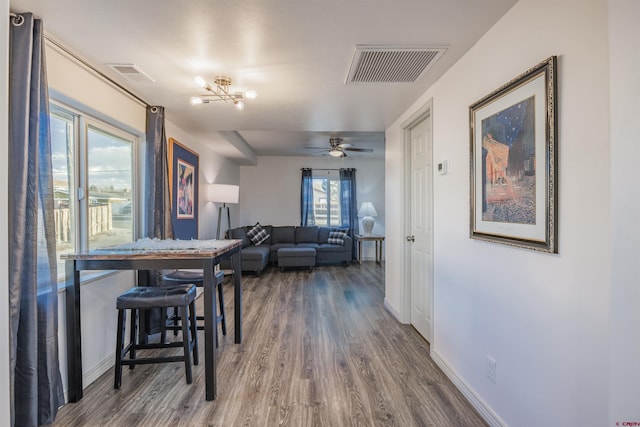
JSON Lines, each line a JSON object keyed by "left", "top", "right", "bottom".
{"left": 406, "top": 235, "right": 415, "bottom": 242}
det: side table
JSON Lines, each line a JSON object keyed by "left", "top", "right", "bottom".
{"left": 355, "top": 235, "right": 385, "bottom": 265}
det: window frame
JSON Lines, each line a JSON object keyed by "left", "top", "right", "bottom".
{"left": 50, "top": 101, "right": 140, "bottom": 284}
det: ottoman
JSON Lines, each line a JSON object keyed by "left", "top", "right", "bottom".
{"left": 278, "top": 247, "right": 316, "bottom": 272}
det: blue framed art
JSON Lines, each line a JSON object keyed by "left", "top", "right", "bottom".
{"left": 168, "top": 137, "right": 199, "bottom": 239}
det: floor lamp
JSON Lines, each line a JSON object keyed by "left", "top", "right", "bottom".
{"left": 210, "top": 184, "right": 240, "bottom": 239}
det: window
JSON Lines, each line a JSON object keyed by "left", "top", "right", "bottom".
{"left": 51, "top": 104, "right": 137, "bottom": 281}
{"left": 311, "top": 177, "right": 342, "bottom": 227}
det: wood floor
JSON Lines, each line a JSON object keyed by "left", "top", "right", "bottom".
{"left": 52, "top": 263, "right": 487, "bottom": 427}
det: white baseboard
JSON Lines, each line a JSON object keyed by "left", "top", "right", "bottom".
{"left": 84, "top": 352, "right": 115, "bottom": 387}
{"left": 430, "top": 350, "right": 507, "bottom": 427}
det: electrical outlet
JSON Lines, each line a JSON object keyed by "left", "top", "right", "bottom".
{"left": 486, "top": 356, "right": 496, "bottom": 384}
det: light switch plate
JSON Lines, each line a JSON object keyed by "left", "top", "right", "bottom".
{"left": 437, "top": 160, "right": 448, "bottom": 175}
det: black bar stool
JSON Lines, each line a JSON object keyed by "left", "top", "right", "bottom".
{"left": 114, "top": 284, "right": 198, "bottom": 389}
{"left": 163, "top": 269, "right": 227, "bottom": 346}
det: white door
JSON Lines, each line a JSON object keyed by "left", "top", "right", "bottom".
{"left": 409, "top": 115, "right": 433, "bottom": 342}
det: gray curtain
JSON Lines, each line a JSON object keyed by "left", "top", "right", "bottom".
{"left": 144, "top": 105, "right": 173, "bottom": 242}
{"left": 300, "top": 168, "right": 315, "bottom": 226}
{"left": 339, "top": 168, "right": 358, "bottom": 259}
{"left": 8, "top": 13, "right": 64, "bottom": 426}
{"left": 143, "top": 106, "right": 173, "bottom": 335}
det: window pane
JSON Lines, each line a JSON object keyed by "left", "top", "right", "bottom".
{"left": 51, "top": 111, "right": 75, "bottom": 279}
{"left": 329, "top": 179, "right": 341, "bottom": 226}
{"left": 87, "top": 126, "right": 133, "bottom": 249}
{"left": 312, "top": 177, "right": 342, "bottom": 227}
{"left": 313, "top": 179, "right": 327, "bottom": 226}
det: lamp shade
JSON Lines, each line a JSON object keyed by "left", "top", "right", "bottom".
{"left": 209, "top": 184, "right": 239, "bottom": 204}
{"left": 358, "top": 202, "right": 377, "bottom": 217}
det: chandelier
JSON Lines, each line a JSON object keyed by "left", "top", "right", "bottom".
{"left": 189, "top": 76, "right": 257, "bottom": 111}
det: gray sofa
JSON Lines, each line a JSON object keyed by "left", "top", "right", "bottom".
{"left": 220, "top": 225, "right": 353, "bottom": 275}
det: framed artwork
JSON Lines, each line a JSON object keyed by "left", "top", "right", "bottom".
{"left": 168, "top": 137, "right": 199, "bottom": 239}
{"left": 469, "top": 56, "right": 557, "bottom": 253}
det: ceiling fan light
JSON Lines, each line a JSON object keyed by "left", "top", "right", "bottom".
{"left": 329, "top": 149, "right": 343, "bottom": 157}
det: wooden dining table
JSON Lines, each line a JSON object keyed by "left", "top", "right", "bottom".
{"left": 61, "top": 238, "right": 243, "bottom": 402}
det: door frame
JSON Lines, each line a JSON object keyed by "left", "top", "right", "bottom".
{"left": 400, "top": 98, "right": 434, "bottom": 346}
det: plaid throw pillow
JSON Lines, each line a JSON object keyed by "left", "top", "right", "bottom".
{"left": 328, "top": 230, "right": 348, "bottom": 245}
{"left": 247, "top": 222, "right": 270, "bottom": 246}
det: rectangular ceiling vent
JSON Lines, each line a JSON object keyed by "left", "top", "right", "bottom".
{"left": 107, "top": 63, "right": 155, "bottom": 83}
{"left": 346, "top": 45, "right": 447, "bottom": 84}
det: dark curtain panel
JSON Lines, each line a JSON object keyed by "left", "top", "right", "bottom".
{"left": 300, "top": 168, "right": 315, "bottom": 226}
{"left": 8, "top": 13, "right": 64, "bottom": 426}
{"left": 144, "top": 106, "right": 173, "bottom": 242}
{"left": 144, "top": 105, "right": 173, "bottom": 289}
{"left": 143, "top": 106, "right": 174, "bottom": 335}
{"left": 339, "top": 168, "right": 358, "bottom": 260}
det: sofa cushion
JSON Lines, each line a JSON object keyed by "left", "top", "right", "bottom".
{"left": 296, "top": 242, "right": 320, "bottom": 250}
{"left": 316, "top": 243, "right": 348, "bottom": 253}
{"left": 271, "top": 226, "right": 295, "bottom": 243}
{"left": 295, "top": 226, "right": 319, "bottom": 243}
{"left": 318, "top": 227, "right": 331, "bottom": 244}
{"left": 228, "top": 227, "right": 249, "bottom": 248}
{"left": 328, "top": 230, "right": 348, "bottom": 245}
{"left": 247, "top": 222, "right": 270, "bottom": 246}
{"left": 241, "top": 244, "right": 270, "bottom": 260}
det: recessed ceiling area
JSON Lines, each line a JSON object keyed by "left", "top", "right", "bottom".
{"left": 238, "top": 131, "right": 385, "bottom": 158}
{"left": 9, "top": 0, "right": 518, "bottom": 162}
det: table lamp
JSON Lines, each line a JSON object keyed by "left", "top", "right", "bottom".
{"left": 358, "top": 202, "right": 377, "bottom": 235}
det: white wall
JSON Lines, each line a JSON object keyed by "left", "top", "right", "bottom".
{"left": 386, "top": 0, "right": 610, "bottom": 425}
{"left": 608, "top": 0, "right": 640, "bottom": 424}
{"left": 46, "top": 42, "right": 146, "bottom": 134}
{"left": 240, "top": 156, "right": 385, "bottom": 260}
{"left": 1, "top": 2, "right": 11, "bottom": 425}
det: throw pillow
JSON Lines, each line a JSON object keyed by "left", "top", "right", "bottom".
{"left": 247, "top": 222, "right": 270, "bottom": 246}
{"left": 328, "top": 230, "right": 348, "bottom": 245}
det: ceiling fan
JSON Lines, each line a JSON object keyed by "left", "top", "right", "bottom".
{"left": 305, "top": 137, "right": 374, "bottom": 157}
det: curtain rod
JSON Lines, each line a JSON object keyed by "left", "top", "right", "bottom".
{"left": 43, "top": 34, "right": 150, "bottom": 107}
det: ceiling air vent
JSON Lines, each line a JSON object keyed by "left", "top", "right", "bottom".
{"left": 346, "top": 45, "right": 447, "bottom": 84}
{"left": 107, "top": 63, "right": 155, "bottom": 83}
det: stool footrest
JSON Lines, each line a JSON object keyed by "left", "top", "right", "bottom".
{"left": 135, "top": 341, "right": 188, "bottom": 350}
{"left": 121, "top": 356, "right": 186, "bottom": 365}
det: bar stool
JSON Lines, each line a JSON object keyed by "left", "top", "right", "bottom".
{"left": 114, "top": 284, "right": 198, "bottom": 389}
{"left": 163, "top": 269, "right": 227, "bottom": 346}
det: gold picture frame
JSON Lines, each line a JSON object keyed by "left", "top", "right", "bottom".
{"left": 469, "top": 56, "right": 558, "bottom": 253}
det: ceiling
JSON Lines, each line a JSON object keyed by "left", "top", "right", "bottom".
{"left": 10, "top": 0, "right": 517, "bottom": 163}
